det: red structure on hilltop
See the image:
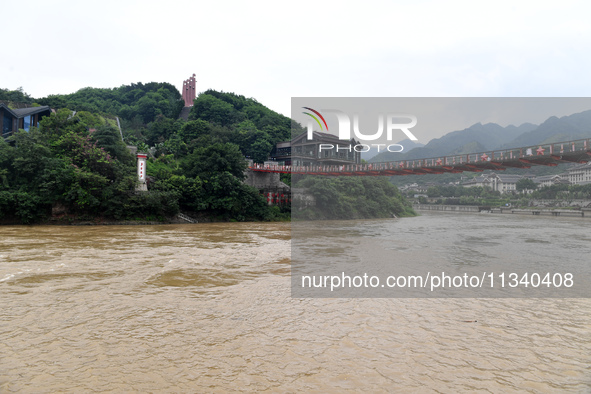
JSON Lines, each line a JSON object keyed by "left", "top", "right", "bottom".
{"left": 182, "top": 74, "right": 196, "bottom": 107}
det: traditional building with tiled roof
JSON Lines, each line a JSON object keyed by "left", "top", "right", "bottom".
{"left": 463, "top": 173, "right": 526, "bottom": 193}
{"left": 533, "top": 174, "right": 570, "bottom": 187}
{"left": 270, "top": 131, "right": 361, "bottom": 167}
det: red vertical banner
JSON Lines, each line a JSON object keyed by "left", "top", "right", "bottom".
{"left": 137, "top": 154, "right": 147, "bottom": 182}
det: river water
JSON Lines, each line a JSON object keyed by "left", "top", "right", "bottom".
{"left": 1, "top": 214, "right": 590, "bottom": 392}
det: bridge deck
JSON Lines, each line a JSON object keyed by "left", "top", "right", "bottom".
{"left": 250, "top": 138, "right": 591, "bottom": 176}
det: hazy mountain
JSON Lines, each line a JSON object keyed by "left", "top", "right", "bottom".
{"left": 502, "top": 110, "right": 591, "bottom": 148}
{"left": 396, "top": 138, "right": 425, "bottom": 151}
{"left": 369, "top": 122, "right": 536, "bottom": 162}
{"left": 361, "top": 138, "right": 424, "bottom": 161}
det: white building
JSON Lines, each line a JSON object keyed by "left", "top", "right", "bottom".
{"left": 488, "top": 174, "right": 523, "bottom": 193}
{"left": 533, "top": 174, "right": 570, "bottom": 188}
{"left": 567, "top": 162, "right": 591, "bottom": 185}
{"left": 462, "top": 173, "right": 523, "bottom": 194}
{"left": 462, "top": 175, "right": 491, "bottom": 189}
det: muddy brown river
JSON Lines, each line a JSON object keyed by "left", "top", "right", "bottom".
{"left": 1, "top": 215, "right": 590, "bottom": 392}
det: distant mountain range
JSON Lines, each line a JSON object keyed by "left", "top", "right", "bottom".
{"left": 361, "top": 139, "right": 424, "bottom": 161}
{"left": 369, "top": 109, "right": 591, "bottom": 163}
{"left": 499, "top": 110, "right": 591, "bottom": 148}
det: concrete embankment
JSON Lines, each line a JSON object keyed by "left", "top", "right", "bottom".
{"left": 413, "top": 204, "right": 591, "bottom": 218}
{"left": 413, "top": 204, "right": 481, "bottom": 213}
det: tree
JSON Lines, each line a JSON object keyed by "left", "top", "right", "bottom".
{"left": 0, "top": 129, "right": 73, "bottom": 222}
{"left": 182, "top": 142, "right": 247, "bottom": 179}
{"left": 232, "top": 120, "right": 272, "bottom": 163}
{"left": 36, "top": 82, "right": 184, "bottom": 125}
{"left": 0, "top": 87, "right": 33, "bottom": 105}
{"left": 145, "top": 116, "right": 184, "bottom": 146}
{"left": 293, "top": 176, "right": 414, "bottom": 220}
{"left": 92, "top": 124, "right": 135, "bottom": 166}
{"left": 179, "top": 119, "right": 213, "bottom": 142}
{"left": 516, "top": 178, "right": 537, "bottom": 193}
{"left": 427, "top": 186, "right": 441, "bottom": 198}
{"left": 189, "top": 94, "right": 243, "bottom": 126}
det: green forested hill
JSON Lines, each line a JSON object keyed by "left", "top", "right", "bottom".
{"left": 37, "top": 82, "right": 185, "bottom": 124}
{"left": 0, "top": 85, "right": 293, "bottom": 223}
{"left": 0, "top": 85, "right": 412, "bottom": 223}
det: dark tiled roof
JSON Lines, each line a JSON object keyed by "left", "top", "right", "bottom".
{"left": 534, "top": 175, "right": 570, "bottom": 184}
{"left": 534, "top": 175, "right": 556, "bottom": 182}
{"left": 568, "top": 162, "right": 591, "bottom": 171}
{"left": 0, "top": 103, "right": 50, "bottom": 118}
{"left": 462, "top": 176, "right": 489, "bottom": 184}
{"left": 494, "top": 174, "right": 524, "bottom": 182}
{"left": 12, "top": 106, "right": 51, "bottom": 117}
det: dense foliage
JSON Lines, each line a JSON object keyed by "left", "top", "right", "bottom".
{"left": 0, "top": 87, "right": 34, "bottom": 105}
{"left": 422, "top": 183, "right": 591, "bottom": 200}
{"left": 0, "top": 110, "right": 181, "bottom": 223}
{"left": 0, "top": 86, "right": 297, "bottom": 223}
{"left": 529, "top": 183, "right": 591, "bottom": 200}
{"left": 188, "top": 90, "right": 295, "bottom": 162}
{"left": 37, "top": 82, "right": 184, "bottom": 124}
{"left": 515, "top": 178, "right": 537, "bottom": 192}
{"left": 293, "top": 176, "right": 416, "bottom": 220}
{"left": 147, "top": 141, "right": 277, "bottom": 221}
{"left": 412, "top": 183, "right": 591, "bottom": 207}
{"left": 419, "top": 186, "right": 508, "bottom": 206}
{"left": 425, "top": 185, "right": 500, "bottom": 199}
{"left": 35, "top": 86, "right": 298, "bottom": 163}
{"left": 134, "top": 90, "right": 296, "bottom": 221}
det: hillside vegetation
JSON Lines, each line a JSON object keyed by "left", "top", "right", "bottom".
{"left": 1, "top": 85, "right": 295, "bottom": 223}
{"left": 293, "top": 176, "right": 416, "bottom": 220}
{"left": 0, "top": 85, "right": 414, "bottom": 223}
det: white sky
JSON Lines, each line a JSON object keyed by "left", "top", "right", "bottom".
{"left": 3, "top": 0, "right": 591, "bottom": 140}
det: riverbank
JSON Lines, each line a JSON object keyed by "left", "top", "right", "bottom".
{"left": 0, "top": 213, "right": 189, "bottom": 226}
{"left": 414, "top": 204, "right": 591, "bottom": 218}
{"left": 0, "top": 211, "right": 291, "bottom": 226}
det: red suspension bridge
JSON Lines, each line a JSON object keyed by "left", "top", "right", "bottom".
{"left": 249, "top": 138, "right": 591, "bottom": 176}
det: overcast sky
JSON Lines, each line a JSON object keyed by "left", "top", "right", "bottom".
{"left": 3, "top": 0, "right": 591, "bottom": 140}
